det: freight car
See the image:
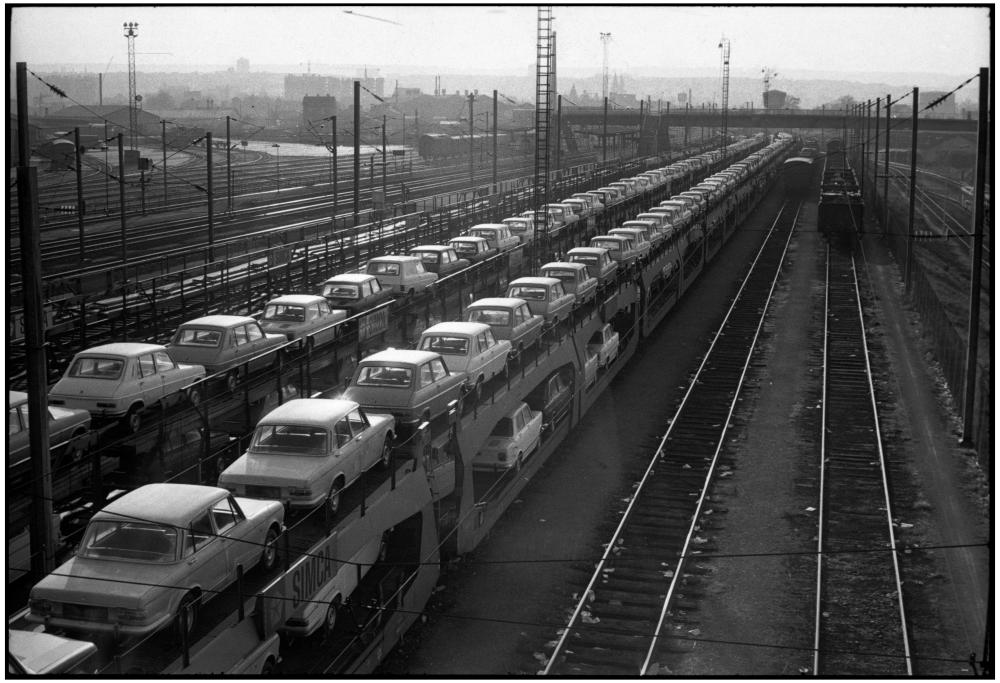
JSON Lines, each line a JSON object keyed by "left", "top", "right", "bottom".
{"left": 781, "top": 156, "right": 816, "bottom": 196}
{"left": 419, "top": 132, "right": 511, "bottom": 160}
{"left": 818, "top": 153, "right": 864, "bottom": 246}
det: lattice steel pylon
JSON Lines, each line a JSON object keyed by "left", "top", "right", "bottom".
{"left": 600, "top": 32, "right": 612, "bottom": 101}
{"left": 718, "top": 35, "right": 730, "bottom": 153}
{"left": 533, "top": 6, "right": 554, "bottom": 258}
{"left": 124, "top": 21, "right": 139, "bottom": 149}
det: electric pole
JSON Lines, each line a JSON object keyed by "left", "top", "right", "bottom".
{"left": 600, "top": 32, "right": 612, "bottom": 102}
{"left": 718, "top": 36, "right": 730, "bottom": 155}
{"left": 123, "top": 21, "right": 139, "bottom": 149}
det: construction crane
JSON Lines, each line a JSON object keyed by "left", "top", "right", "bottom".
{"left": 718, "top": 36, "right": 730, "bottom": 151}
{"left": 600, "top": 32, "right": 612, "bottom": 101}
{"left": 762, "top": 66, "right": 778, "bottom": 108}
{"left": 123, "top": 21, "right": 138, "bottom": 149}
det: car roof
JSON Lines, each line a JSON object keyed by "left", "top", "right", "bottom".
{"left": 368, "top": 255, "right": 419, "bottom": 263}
{"left": 592, "top": 234, "right": 629, "bottom": 242}
{"left": 468, "top": 223, "right": 507, "bottom": 231}
{"left": 421, "top": 321, "right": 492, "bottom": 337}
{"left": 361, "top": 348, "right": 442, "bottom": 365}
{"left": 450, "top": 235, "right": 488, "bottom": 242}
{"left": 410, "top": 245, "right": 453, "bottom": 253}
{"left": 179, "top": 315, "right": 255, "bottom": 328}
{"left": 510, "top": 276, "right": 561, "bottom": 287}
{"left": 258, "top": 398, "right": 359, "bottom": 426}
{"left": 324, "top": 273, "right": 376, "bottom": 283}
{"left": 73, "top": 342, "right": 166, "bottom": 357}
{"left": 266, "top": 294, "right": 326, "bottom": 306}
{"left": 96, "top": 483, "right": 229, "bottom": 527}
{"left": 541, "top": 261, "right": 586, "bottom": 272}
{"left": 467, "top": 297, "right": 528, "bottom": 309}
{"left": 567, "top": 246, "right": 610, "bottom": 256}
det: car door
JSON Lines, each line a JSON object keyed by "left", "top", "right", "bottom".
{"left": 346, "top": 407, "right": 376, "bottom": 470}
{"left": 211, "top": 495, "right": 256, "bottom": 575}
{"left": 153, "top": 350, "right": 186, "bottom": 397}
{"left": 245, "top": 323, "right": 271, "bottom": 371}
{"left": 135, "top": 352, "right": 165, "bottom": 405}
{"left": 184, "top": 508, "right": 232, "bottom": 593}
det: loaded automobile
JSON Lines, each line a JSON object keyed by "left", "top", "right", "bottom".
{"left": 418, "top": 322, "right": 511, "bottom": 397}
{"left": 465, "top": 297, "right": 544, "bottom": 359}
{"left": 539, "top": 261, "right": 598, "bottom": 306}
{"left": 472, "top": 402, "right": 543, "bottom": 471}
{"left": 448, "top": 235, "right": 499, "bottom": 262}
{"left": 167, "top": 315, "right": 285, "bottom": 393}
{"left": 320, "top": 273, "right": 393, "bottom": 314}
{"left": 466, "top": 223, "right": 520, "bottom": 252}
{"left": 408, "top": 245, "right": 471, "bottom": 277}
{"left": 27, "top": 483, "right": 284, "bottom": 638}
{"left": 260, "top": 294, "right": 346, "bottom": 346}
{"left": 365, "top": 255, "right": 438, "bottom": 297}
{"left": 566, "top": 247, "right": 618, "bottom": 287}
{"left": 218, "top": 398, "right": 395, "bottom": 513}
{"left": 49, "top": 343, "right": 206, "bottom": 433}
{"left": 506, "top": 276, "right": 575, "bottom": 325}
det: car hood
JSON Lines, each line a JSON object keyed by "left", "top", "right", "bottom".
{"left": 31, "top": 556, "right": 173, "bottom": 608}
{"left": 50, "top": 376, "right": 122, "bottom": 400}
{"left": 219, "top": 453, "right": 327, "bottom": 488}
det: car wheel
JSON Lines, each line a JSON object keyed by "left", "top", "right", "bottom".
{"left": 378, "top": 436, "right": 393, "bottom": 469}
{"left": 260, "top": 657, "right": 277, "bottom": 676}
{"left": 327, "top": 480, "right": 343, "bottom": 515}
{"left": 323, "top": 596, "right": 342, "bottom": 636}
{"left": 186, "top": 386, "right": 201, "bottom": 407}
{"left": 124, "top": 406, "right": 142, "bottom": 434}
{"left": 226, "top": 371, "right": 239, "bottom": 393}
{"left": 474, "top": 377, "right": 483, "bottom": 401}
{"left": 261, "top": 525, "right": 280, "bottom": 571}
{"left": 177, "top": 593, "right": 200, "bottom": 639}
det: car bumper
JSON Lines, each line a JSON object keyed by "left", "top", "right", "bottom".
{"left": 24, "top": 611, "right": 174, "bottom": 638}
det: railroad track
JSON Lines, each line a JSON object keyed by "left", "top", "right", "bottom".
{"left": 812, "top": 245, "right": 912, "bottom": 675}
{"left": 542, "top": 200, "right": 801, "bottom": 676}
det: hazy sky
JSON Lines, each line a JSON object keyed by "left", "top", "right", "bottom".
{"left": 8, "top": 4, "right": 991, "bottom": 80}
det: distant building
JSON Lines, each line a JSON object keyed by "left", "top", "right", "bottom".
{"left": 302, "top": 96, "right": 337, "bottom": 132}
{"left": 237, "top": 57, "right": 250, "bottom": 74}
{"left": 43, "top": 104, "right": 160, "bottom": 138}
{"left": 393, "top": 87, "right": 422, "bottom": 101}
{"left": 763, "top": 89, "right": 786, "bottom": 109}
{"left": 284, "top": 73, "right": 384, "bottom": 104}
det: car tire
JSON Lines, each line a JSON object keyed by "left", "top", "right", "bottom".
{"left": 323, "top": 596, "right": 342, "bottom": 637}
{"left": 473, "top": 377, "right": 483, "bottom": 402}
{"left": 327, "top": 480, "right": 343, "bottom": 515}
{"left": 260, "top": 657, "right": 277, "bottom": 676}
{"left": 177, "top": 592, "right": 199, "bottom": 640}
{"left": 261, "top": 524, "right": 280, "bottom": 572}
{"left": 226, "top": 371, "right": 239, "bottom": 394}
{"left": 186, "top": 386, "right": 201, "bottom": 407}
{"left": 124, "top": 405, "right": 142, "bottom": 434}
{"left": 378, "top": 436, "right": 393, "bottom": 469}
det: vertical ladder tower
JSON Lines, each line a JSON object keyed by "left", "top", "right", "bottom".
{"left": 533, "top": 6, "right": 554, "bottom": 255}
{"left": 124, "top": 21, "right": 139, "bottom": 150}
{"left": 719, "top": 36, "right": 730, "bottom": 152}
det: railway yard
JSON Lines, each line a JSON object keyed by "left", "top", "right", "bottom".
{"left": 8, "top": 39, "right": 991, "bottom": 678}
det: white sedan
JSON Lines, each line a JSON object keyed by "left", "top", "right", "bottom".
{"left": 473, "top": 402, "right": 543, "bottom": 471}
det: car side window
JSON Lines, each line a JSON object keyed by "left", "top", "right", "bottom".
{"left": 484, "top": 329, "right": 497, "bottom": 347}
{"left": 246, "top": 324, "right": 264, "bottom": 342}
{"left": 347, "top": 408, "right": 368, "bottom": 434}
{"left": 153, "top": 350, "right": 175, "bottom": 372}
{"left": 369, "top": 279, "right": 381, "bottom": 294}
{"left": 419, "top": 362, "right": 434, "bottom": 387}
{"left": 138, "top": 353, "right": 156, "bottom": 377}
{"left": 334, "top": 417, "right": 353, "bottom": 447}
{"left": 430, "top": 358, "right": 448, "bottom": 379}
{"left": 318, "top": 301, "right": 332, "bottom": 316}
{"left": 187, "top": 511, "right": 214, "bottom": 555}
{"left": 8, "top": 406, "right": 24, "bottom": 435}
{"left": 211, "top": 498, "right": 241, "bottom": 535}
{"left": 234, "top": 326, "right": 250, "bottom": 346}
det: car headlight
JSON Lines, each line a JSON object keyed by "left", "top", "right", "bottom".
{"left": 113, "top": 607, "right": 149, "bottom": 623}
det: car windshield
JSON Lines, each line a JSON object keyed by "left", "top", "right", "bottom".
{"left": 469, "top": 230, "right": 494, "bottom": 240}
{"left": 420, "top": 335, "right": 469, "bottom": 355}
{"left": 414, "top": 252, "right": 439, "bottom": 265}
{"left": 544, "top": 269, "right": 577, "bottom": 282}
{"left": 368, "top": 262, "right": 401, "bottom": 276}
{"left": 79, "top": 520, "right": 178, "bottom": 562}
{"left": 571, "top": 254, "right": 597, "bottom": 266}
{"left": 490, "top": 417, "right": 514, "bottom": 437}
{"left": 250, "top": 424, "right": 329, "bottom": 455}
{"left": 324, "top": 283, "right": 360, "bottom": 299}
{"left": 68, "top": 356, "right": 125, "bottom": 380}
{"left": 468, "top": 309, "right": 511, "bottom": 326}
{"left": 175, "top": 328, "right": 222, "bottom": 347}
{"left": 505, "top": 220, "right": 528, "bottom": 232}
{"left": 451, "top": 242, "right": 476, "bottom": 254}
{"left": 508, "top": 286, "right": 547, "bottom": 301}
{"left": 591, "top": 240, "right": 620, "bottom": 251}
{"left": 263, "top": 304, "right": 306, "bottom": 322}
{"left": 356, "top": 365, "right": 414, "bottom": 387}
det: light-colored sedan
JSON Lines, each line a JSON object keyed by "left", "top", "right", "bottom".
{"left": 366, "top": 255, "right": 438, "bottom": 297}
{"left": 506, "top": 276, "right": 575, "bottom": 325}
{"left": 540, "top": 262, "right": 598, "bottom": 306}
{"left": 167, "top": 315, "right": 286, "bottom": 392}
{"left": 260, "top": 294, "right": 347, "bottom": 346}
{"left": 342, "top": 349, "right": 468, "bottom": 427}
{"left": 472, "top": 402, "right": 542, "bottom": 471}
{"left": 418, "top": 322, "right": 511, "bottom": 396}
{"left": 567, "top": 247, "right": 619, "bottom": 287}
{"left": 465, "top": 297, "right": 545, "bottom": 359}
{"left": 27, "top": 483, "right": 284, "bottom": 637}
{"left": 9, "top": 389, "right": 92, "bottom": 467}
{"left": 48, "top": 343, "right": 206, "bottom": 433}
{"left": 218, "top": 398, "right": 395, "bottom": 513}
{"left": 587, "top": 323, "right": 620, "bottom": 368}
